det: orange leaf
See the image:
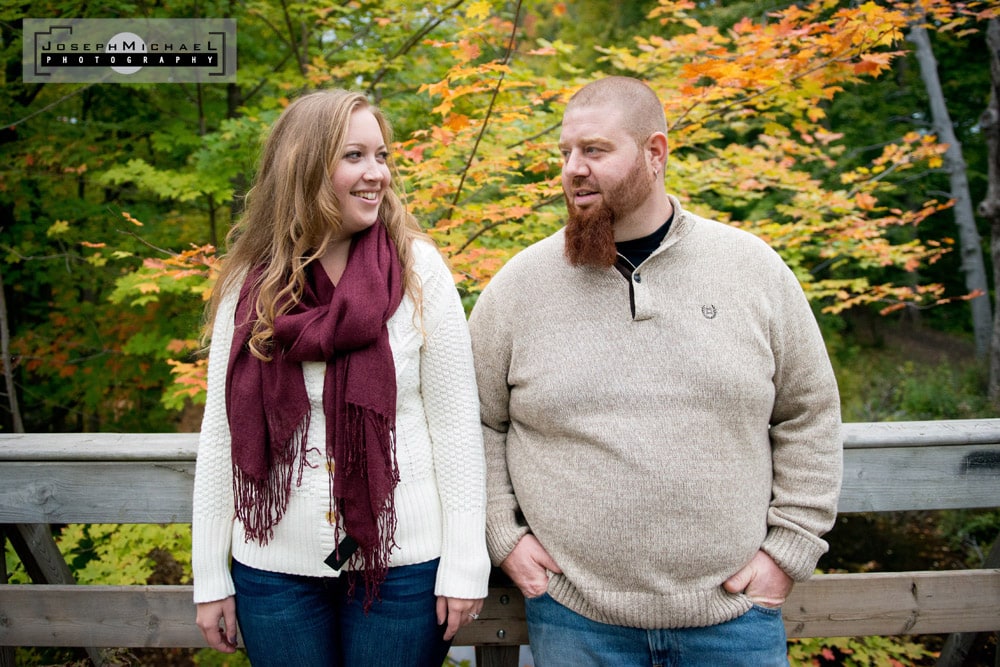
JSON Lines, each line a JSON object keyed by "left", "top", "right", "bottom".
{"left": 855, "top": 192, "right": 878, "bottom": 210}
{"left": 445, "top": 114, "right": 471, "bottom": 131}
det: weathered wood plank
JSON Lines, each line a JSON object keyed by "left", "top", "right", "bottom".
{"left": 2, "top": 444, "right": 997, "bottom": 522}
{"left": 0, "top": 583, "right": 529, "bottom": 648}
{"left": 784, "top": 570, "right": 1000, "bottom": 637}
{"left": 839, "top": 444, "right": 1000, "bottom": 512}
{"left": 1, "top": 570, "right": 997, "bottom": 648}
{"left": 936, "top": 538, "right": 1000, "bottom": 667}
{"left": 0, "top": 433, "right": 198, "bottom": 461}
{"left": 1, "top": 418, "right": 998, "bottom": 458}
{"left": 476, "top": 646, "right": 520, "bottom": 667}
{"left": 841, "top": 419, "right": 1000, "bottom": 448}
{"left": 0, "top": 461, "right": 194, "bottom": 523}
{"left": 0, "top": 585, "right": 201, "bottom": 647}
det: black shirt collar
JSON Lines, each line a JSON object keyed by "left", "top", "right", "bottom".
{"left": 615, "top": 214, "right": 673, "bottom": 269}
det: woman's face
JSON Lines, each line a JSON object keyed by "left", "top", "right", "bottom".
{"left": 331, "top": 107, "right": 391, "bottom": 239}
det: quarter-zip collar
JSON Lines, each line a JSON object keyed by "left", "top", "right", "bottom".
{"left": 612, "top": 194, "right": 693, "bottom": 319}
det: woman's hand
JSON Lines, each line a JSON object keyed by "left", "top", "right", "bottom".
{"left": 436, "top": 595, "right": 485, "bottom": 641}
{"left": 195, "top": 597, "right": 239, "bottom": 653}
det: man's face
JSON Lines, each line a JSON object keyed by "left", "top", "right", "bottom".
{"left": 559, "top": 104, "right": 655, "bottom": 267}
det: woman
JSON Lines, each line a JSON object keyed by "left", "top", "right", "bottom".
{"left": 192, "top": 89, "right": 489, "bottom": 666}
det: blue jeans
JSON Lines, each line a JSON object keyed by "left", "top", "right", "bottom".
{"left": 231, "top": 558, "right": 450, "bottom": 667}
{"left": 525, "top": 593, "right": 788, "bottom": 667}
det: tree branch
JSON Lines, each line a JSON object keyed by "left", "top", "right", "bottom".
{"left": 369, "top": 0, "right": 466, "bottom": 93}
{"left": 446, "top": 0, "right": 524, "bottom": 219}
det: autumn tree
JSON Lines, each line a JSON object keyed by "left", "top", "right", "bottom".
{"left": 1, "top": 0, "right": 994, "bottom": 432}
{"left": 406, "top": 0, "right": 970, "bottom": 316}
{"left": 981, "top": 18, "right": 1000, "bottom": 404}
{"left": 0, "top": 0, "right": 500, "bottom": 430}
{"left": 908, "top": 10, "right": 992, "bottom": 357}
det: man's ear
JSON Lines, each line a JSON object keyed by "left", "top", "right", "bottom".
{"left": 647, "top": 132, "right": 668, "bottom": 174}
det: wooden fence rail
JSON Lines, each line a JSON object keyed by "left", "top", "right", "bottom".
{"left": 1, "top": 419, "right": 999, "bottom": 667}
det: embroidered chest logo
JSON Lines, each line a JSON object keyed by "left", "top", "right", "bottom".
{"left": 701, "top": 304, "right": 717, "bottom": 319}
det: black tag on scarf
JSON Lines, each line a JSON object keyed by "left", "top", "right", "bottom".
{"left": 325, "top": 534, "right": 359, "bottom": 570}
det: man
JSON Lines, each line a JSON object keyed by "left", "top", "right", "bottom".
{"left": 468, "top": 76, "right": 842, "bottom": 666}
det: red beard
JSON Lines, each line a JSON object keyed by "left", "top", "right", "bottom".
{"left": 564, "top": 202, "right": 616, "bottom": 268}
{"left": 564, "top": 154, "right": 652, "bottom": 268}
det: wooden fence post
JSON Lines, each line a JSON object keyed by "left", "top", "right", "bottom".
{"left": 936, "top": 537, "right": 1000, "bottom": 667}
{"left": 0, "top": 527, "right": 14, "bottom": 667}
{"left": 4, "top": 524, "right": 105, "bottom": 667}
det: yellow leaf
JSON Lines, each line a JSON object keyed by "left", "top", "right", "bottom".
{"left": 46, "top": 220, "right": 70, "bottom": 237}
{"left": 466, "top": 0, "right": 491, "bottom": 22}
{"left": 85, "top": 252, "right": 107, "bottom": 267}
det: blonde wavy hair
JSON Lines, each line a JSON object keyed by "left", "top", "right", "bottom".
{"left": 207, "top": 89, "right": 429, "bottom": 360}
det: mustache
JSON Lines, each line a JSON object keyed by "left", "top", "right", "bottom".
{"left": 569, "top": 177, "right": 597, "bottom": 191}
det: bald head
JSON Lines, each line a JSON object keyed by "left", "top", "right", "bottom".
{"left": 565, "top": 76, "right": 667, "bottom": 147}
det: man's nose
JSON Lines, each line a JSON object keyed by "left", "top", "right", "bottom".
{"left": 563, "top": 150, "right": 587, "bottom": 178}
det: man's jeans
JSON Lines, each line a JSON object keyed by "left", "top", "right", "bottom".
{"left": 231, "top": 558, "right": 450, "bottom": 667}
{"left": 525, "top": 592, "right": 789, "bottom": 667}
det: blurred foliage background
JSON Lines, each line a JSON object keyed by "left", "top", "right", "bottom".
{"left": 1, "top": 0, "right": 998, "bottom": 664}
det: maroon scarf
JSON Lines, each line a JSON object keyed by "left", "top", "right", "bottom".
{"left": 225, "top": 222, "right": 403, "bottom": 602}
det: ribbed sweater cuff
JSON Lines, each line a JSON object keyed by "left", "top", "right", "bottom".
{"left": 437, "top": 512, "right": 491, "bottom": 599}
{"left": 192, "top": 513, "right": 236, "bottom": 603}
{"left": 762, "top": 526, "right": 828, "bottom": 581}
{"left": 485, "top": 512, "right": 530, "bottom": 566}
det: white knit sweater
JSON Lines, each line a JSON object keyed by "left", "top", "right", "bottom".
{"left": 469, "top": 196, "right": 842, "bottom": 629}
{"left": 192, "top": 238, "right": 490, "bottom": 603}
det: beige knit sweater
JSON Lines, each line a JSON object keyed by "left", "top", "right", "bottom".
{"left": 469, "top": 196, "right": 842, "bottom": 629}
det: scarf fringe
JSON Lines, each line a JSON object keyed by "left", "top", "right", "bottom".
{"left": 234, "top": 415, "right": 309, "bottom": 544}
{"left": 357, "top": 498, "right": 399, "bottom": 612}
{"left": 336, "top": 403, "right": 400, "bottom": 610}
{"left": 341, "top": 404, "right": 399, "bottom": 480}
{"left": 340, "top": 491, "right": 400, "bottom": 612}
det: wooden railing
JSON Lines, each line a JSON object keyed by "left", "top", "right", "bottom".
{"left": 1, "top": 419, "right": 999, "bottom": 667}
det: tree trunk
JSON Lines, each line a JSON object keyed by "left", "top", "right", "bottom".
{"left": 979, "top": 19, "right": 1000, "bottom": 405}
{"left": 908, "top": 23, "right": 993, "bottom": 358}
{"left": 0, "top": 267, "right": 23, "bottom": 433}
